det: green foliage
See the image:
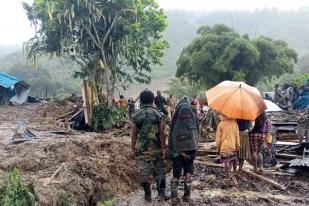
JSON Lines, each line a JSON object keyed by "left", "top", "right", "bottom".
{"left": 255, "top": 76, "right": 279, "bottom": 93}
{"left": 165, "top": 78, "right": 205, "bottom": 99}
{"left": 57, "top": 191, "right": 76, "bottom": 206}
{"left": 23, "top": 0, "right": 168, "bottom": 104}
{"left": 176, "top": 24, "right": 298, "bottom": 88}
{"left": 291, "top": 73, "right": 309, "bottom": 87}
{"left": 91, "top": 105, "right": 126, "bottom": 132}
{"left": 97, "top": 198, "right": 114, "bottom": 206}
{"left": 0, "top": 168, "right": 36, "bottom": 206}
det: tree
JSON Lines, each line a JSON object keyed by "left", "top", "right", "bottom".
{"left": 23, "top": 0, "right": 168, "bottom": 105}
{"left": 165, "top": 78, "right": 205, "bottom": 99}
{"left": 176, "top": 24, "right": 298, "bottom": 88}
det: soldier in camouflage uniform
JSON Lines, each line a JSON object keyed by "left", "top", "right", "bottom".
{"left": 131, "top": 90, "right": 169, "bottom": 202}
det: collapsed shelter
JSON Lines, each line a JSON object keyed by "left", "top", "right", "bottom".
{"left": 0, "top": 72, "right": 30, "bottom": 105}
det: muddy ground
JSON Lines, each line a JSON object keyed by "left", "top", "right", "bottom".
{"left": 0, "top": 102, "right": 138, "bottom": 205}
{"left": 0, "top": 102, "right": 309, "bottom": 206}
{"left": 116, "top": 162, "right": 309, "bottom": 206}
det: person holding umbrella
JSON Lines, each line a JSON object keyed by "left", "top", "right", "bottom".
{"left": 206, "top": 81, "right": 267, "bottom": 175}
{"left": 216, "top": 114, "right": 240, "bottom": 180}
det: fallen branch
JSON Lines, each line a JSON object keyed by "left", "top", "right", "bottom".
{"left": 56, "top": 108, "right": 79, "bottom": 121}
{"left": 46, "top": 164, "right": 66, "bottom": 185}
{"left": 241, "top": 170, "right": 286, "bottom": 191}
{"left": 195, "top": 160, "right": 286, "bottom": 191}
{"left": 231, "top": 176, "right": 239, "bottom": 186}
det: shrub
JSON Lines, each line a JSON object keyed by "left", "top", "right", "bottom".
{"left": 57, "top": 191, "right": 76, "bottom": 206}
{"left": 97, "top": 198, "right": 114, "bottom": 206}
{"left": 0, "top": 167, "right": 36, "bottom": 206}
{"left": 91, "top": 105, "right": 126, "bottom": 132}
{"left": 291, "top": 73, "right": 309, "bottom": 87}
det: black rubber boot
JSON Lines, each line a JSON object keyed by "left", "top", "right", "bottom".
{"left": 170, "top": 178, "right": 180, "bottom": 205}
{"left": 141, "top": 182, "right": 152, "bottom": 202}
{"left": 157, "top": 180, "right": 170, "bottom": 201}
{"left": 182, "top": 178, "right": 192, "bottom": 202}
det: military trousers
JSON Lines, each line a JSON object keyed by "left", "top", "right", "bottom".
{"left": 138, "top": 158, "right": 166, "bottom": 183}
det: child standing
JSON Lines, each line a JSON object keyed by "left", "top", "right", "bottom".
{"left": 216, "top": 114, "right": 240, "bottom": 180}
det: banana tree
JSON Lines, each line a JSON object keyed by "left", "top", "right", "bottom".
{"left": 23, "top": 0, "right": 168, "bottom": 105}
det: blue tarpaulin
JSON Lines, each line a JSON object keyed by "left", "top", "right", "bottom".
{"left": 294, "top": 91, "right": 309, "bottom": 109}
{"left": 0, "top": 72, "right": 23, "bottom": 89}
{"left": 0, "top": 72, "right": 30, "bottom": 105}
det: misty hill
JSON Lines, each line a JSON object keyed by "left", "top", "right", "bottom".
{"left": 1, "top": 8, "right": 309, "bottom": 97}
{"left": 0, "top": 45, "right": 21, "bottom": 56}
{"left": 164, "top": 9, "right": 309, "bottom": 72}
{"left": 127, "top": 9, "right": 309, "bottom": 96}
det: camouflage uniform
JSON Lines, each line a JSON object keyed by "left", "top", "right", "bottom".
{"left": 132, "top": 105, "right": 166, "bottom": 183}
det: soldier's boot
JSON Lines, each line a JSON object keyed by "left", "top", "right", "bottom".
{"left": 141, "top": 182, "right": 152, "bottom": 202}
{"left": 157, "top": 179, "right": 170, "bottom": 201}
{"left": 182, "top": 178, "right": 192, "bottom": 203}
{"left": 170, "top": 178, "right": 181, "bottom": 205}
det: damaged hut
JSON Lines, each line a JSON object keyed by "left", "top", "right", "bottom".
{"left": 0, "top": 72, "right": 30, "bottom": 105}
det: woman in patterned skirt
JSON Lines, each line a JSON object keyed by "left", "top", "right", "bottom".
{"left": 249, "top": 112, "right": 270, "bottom": 174}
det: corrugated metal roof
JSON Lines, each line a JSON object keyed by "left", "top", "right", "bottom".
{"left": 290, "top": 158, "right": 309, "bottom": 167}
{"left": 0, "top": 72, "right": 23, "bottom": 89}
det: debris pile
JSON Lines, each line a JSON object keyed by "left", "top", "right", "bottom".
{"left": 35, "top": 100, "right": 77, "bottom": 124}
{"left": 0, "top": 103, "right": 138, "bottom": 205}
{"left": 268, "top": 111, "right": 298, "bottom": 122}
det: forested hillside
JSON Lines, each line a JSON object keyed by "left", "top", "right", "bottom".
{"left": 1, "top": 9, "right": 309, "bottom": 98}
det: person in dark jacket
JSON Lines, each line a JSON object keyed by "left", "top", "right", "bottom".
{"left": 169, "top": 97, "right": 199, "bottom": 204}
{"left": 249, "top": 112, "right": 269, "bottom": 173}
{"left": 154, "top": 90, "right": 167, "bottom": 114}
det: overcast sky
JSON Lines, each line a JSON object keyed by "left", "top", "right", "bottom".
{"left": 1, "top": 0, "right": 309, "bottom": 45}
{"left": 157, "top": 0, "right": 309, "bottom": 11}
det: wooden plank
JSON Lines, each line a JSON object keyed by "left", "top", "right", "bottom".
{"left": 80, "top": 80, "right": 90, "bottom": 125}
{"left": 195, "top": 160, "right": 224, "bottom": 168}
{"left": 275, "top": 141, "right": 299, "bottom": 146}
{"left": 277, "top": 133, "right": 298, "bottom": 141}
{"left": 276, "top": 153, "right": 302, "bottom": 159}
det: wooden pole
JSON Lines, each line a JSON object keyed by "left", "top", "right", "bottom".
{"left": 81, "top": 80, "right": 91, "bottom": 125}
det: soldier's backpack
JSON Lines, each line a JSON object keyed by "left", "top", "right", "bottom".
{"left": 170, "top": 101, "right": 199, "bottom": 152}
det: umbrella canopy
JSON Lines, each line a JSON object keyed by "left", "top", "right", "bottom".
{"left": 264, "top": 99, "right": 282, "bottom": 112}
{"left": 206, "top": 81, "right": 266, "bottom": 120}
